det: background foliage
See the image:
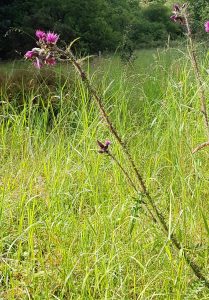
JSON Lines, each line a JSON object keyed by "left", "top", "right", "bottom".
{"left": 0, "top": 1, "right": 208, "bottom": 58}
{"left": 0, "top": 0, "right": 181, "bottom": 59}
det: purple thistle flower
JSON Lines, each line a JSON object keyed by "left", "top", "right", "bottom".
{"left": 36, "top": 30, "right": 46, "bottom": 41}
{"left": 45, "top": 57, "right": 56, "bottom": 65}
{"left": 173, "top": 4, "right": 180, "bottom": 12}
{"left": 170, "top": 15, "right": 178, "bottom": 22}
{"left": 105, "top": 140, "right": 111, "bottom": 146}
{"left": 170, "top": 14, "right": 185, "bottom": 25}
{"left": 205, "top": 21, "right": 209, "bottom": 33}
{"left": 25, "top": 50, "right": 36, "bottom": 59}
{"left": 97, "top": 140, "right": 111, "bottom": 153}
{"left": 46, "top": 32, "right": 59, "bottom": 44}
{"left": 24, "top": 30, "right": 59, "bottom": 68}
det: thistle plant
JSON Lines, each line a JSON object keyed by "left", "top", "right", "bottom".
{"left": 24, "top": 29, "right": 209, "bottom": 287}
{"left": 171, "top": 3, "right": 209, "bottom": 153}
{"left": 25, "top": 30, "right": 59, "bottom": 68}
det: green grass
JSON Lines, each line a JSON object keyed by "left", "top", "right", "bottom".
{"left": 0, "top": 48, "right": 209, "bottom": 299}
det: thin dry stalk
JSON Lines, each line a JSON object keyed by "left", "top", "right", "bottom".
{"left": 192, "top": 141, "right": 209, "bottom": 154}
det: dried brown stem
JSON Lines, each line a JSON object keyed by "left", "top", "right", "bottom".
{"left": 192, "top": 141, "right": 209, "bottom": 154}
{"left": 58, "top": 47, "right": 209, "bottom": 287}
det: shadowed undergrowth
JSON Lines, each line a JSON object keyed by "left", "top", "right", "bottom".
{"left": 0, "top": 48, "right": 209, "bottom": 299}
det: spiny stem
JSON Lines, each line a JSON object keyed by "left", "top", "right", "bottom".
{"left": 60, "top": 48, "right": 209, "bottom": 287}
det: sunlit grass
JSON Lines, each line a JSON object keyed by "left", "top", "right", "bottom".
{"left": 0, "top": 48, "right": 209, "bottom": 299}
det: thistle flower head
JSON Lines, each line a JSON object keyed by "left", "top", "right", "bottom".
{"left": 25, "top": 30, "right": 59, "bottom": 68}
{"left": 170, "top": 3, "right": 186, "bottom": 25}
{"left": 46, "top": 32, "right": 59, "bottom": 44}
{"left": 45, "top": 57, "right": 56, "bottom": 65}
{"left": 97, "top": 140, "right": 111, "bottom": 154}
{"left": 170, "top": 15, "right": 178, "bottom": 22}
{"left": 205, "top": 21, "right": 209, "bottom": 33}
{"left": 36, "top": 30, "right": 46, "bottom": 41}
{"left": 105, "top": 140, "right": 111, "bottom": 146}
{"left": 25, "top": 50, "right": 36, "bottom": 59}
{"left": 173, "top": 4, "right": 180, "bottom": 12}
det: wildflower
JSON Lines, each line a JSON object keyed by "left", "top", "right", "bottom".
{"left": 35, "top": 30, "right": 46, "bottom": 41}
{"left": 46, "top": 32, "right": 59, "bottom": 44}
{"left": 170, "top": 3, "right": 186, "bottom": 25}
{"left": 25, "top": 30, "right": 59, "bottom": 68}
{"left": 173, "top": 4, "right": 180, "bottom": 12}
{"left": 45, "top": 57, "right": 56, "bottom": 65}
{"left": 205, "top": 21, "right": 209, "bottom": 33}
{"left": 170, "top": 15, "right": 178, "bottom": 22}
{"left": 25, "top": 50, "right": 36, "bottom": 59}
{"left": 97, "top": 140, "right": 111, "bottom": 154}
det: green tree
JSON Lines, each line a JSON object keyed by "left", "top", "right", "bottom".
{"left": 0, "top": 0, "right": 184, "bottom": 60}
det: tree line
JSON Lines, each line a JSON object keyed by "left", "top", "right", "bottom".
{"left": 0, "top": 0, "right": 208, "bottom": 60}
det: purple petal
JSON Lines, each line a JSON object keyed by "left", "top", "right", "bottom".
{"left": 173, "top": 4, "right": 180, "bottom": 12}
{"left": 105, "top": 140, "right": 111, "bottom": 146}
{"left": 35, "top": 30, "right": 46, "bottom": 41}
{"left": 46, "top": 32, "right": 59, "bottom": 44}
{"left": 45, "top": 57, "right": 56, "bottom": 65}
{"left": 205, "top": 21, "right": 209, "bottom": 33}
{"left": 25, "top": 50, "right": 35, "bottom": 59}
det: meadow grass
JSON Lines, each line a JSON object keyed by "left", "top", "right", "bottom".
{"left": 0, "top": 48, "right": 209, "bottom": 299}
